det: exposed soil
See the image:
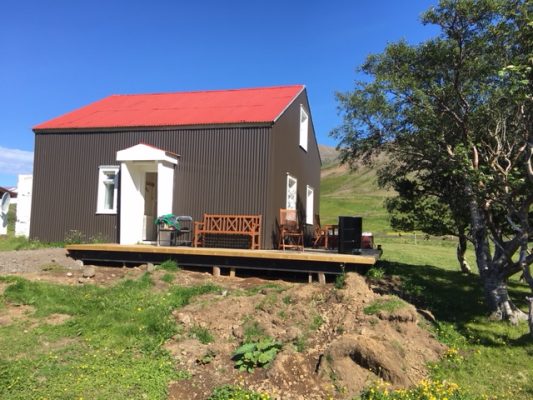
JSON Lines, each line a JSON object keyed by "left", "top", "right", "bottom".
{"left": 0, "top": 248, "right": 446, "bottom": 399}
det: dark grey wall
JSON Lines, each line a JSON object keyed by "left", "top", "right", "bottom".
{"left": 31, "top": 126, "right": 273, "bottom": 245}
{"left": 269, "top": 89, "right": 321, "bottom": 244}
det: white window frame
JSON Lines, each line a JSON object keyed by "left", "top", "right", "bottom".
{"left": 96, "top": 165, "right": 119, "bottom": 214}
{"left": 299, "top": 105, "right": 309, "bottom": 152}
{"left": 306, "top": 185, "right": 314, "bottom": 225}
{"left": 286, "top": 174, "right": 297, "bottom": 210}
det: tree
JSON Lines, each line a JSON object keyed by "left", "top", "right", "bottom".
{"left": 332, "top": 0, "right": 532, "bottom": 330}
{"left": 383, "top": 177, "right": 472, "bottom": 274}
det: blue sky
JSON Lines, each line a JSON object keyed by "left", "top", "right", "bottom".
{"left": 0, "top": 0, "right": 439, "bottom": 187}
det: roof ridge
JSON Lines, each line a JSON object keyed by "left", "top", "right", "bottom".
{"left": 108, "top": 84, "right": 305, "bottom": 98}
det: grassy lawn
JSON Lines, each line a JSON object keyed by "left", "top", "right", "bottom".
{"left": 0, "top": 273, "right": 218, "bottom": 399}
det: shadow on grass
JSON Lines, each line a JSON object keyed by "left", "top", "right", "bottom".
{"left": 377, "top": 260, "right": 531, "bottom": 347}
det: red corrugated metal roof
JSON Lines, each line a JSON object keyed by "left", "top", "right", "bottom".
{"left": 34, "top": 85, "right": 305, "bottom": 130}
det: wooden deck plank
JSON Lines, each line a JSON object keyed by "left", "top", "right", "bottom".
{"left": 66, "top": 244, "right": 379, "bottom": 265}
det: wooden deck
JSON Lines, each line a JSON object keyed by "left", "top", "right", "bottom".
{"left": 66, "top": 244, "right": 380, "bottom": 278}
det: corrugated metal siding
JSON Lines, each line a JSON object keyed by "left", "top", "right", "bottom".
{"left": 268, "top": 89, "right": 322, "bottom": 244}
{"left": 31, "top": 126, "right": 272, "bottom": 246}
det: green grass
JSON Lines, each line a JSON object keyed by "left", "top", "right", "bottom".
{"left": 363, "top": 297, "right": 407, "bottom": 315}
{"left": 189, "top": 325, "right": 215, "bottom": 344}
{"left": 0, "top": 273, "right": 218, "bottom": 399}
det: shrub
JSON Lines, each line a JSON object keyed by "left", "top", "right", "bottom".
{"left": 366, "top": 267, "right": 385, "bottom": 280}
{"left": 232, "top": 338, "right": 282, "bottom": 372}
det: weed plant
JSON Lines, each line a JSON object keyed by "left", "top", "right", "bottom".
{"left": 158, "top": 259, "right": 179, "bottom": 271}
{"left": 189, "top": 325, "right": 214, "bottom": 344}
{"left": 208, "top": 384, "right": 271, "bottom": 400}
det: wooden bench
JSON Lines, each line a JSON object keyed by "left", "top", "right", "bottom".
{"left": 193, "top": 214, "right": 262, "bottom": 249}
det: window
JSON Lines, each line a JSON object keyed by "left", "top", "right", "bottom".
{"left": 299, "top": 105, "right": 309, "bottom": 151}
{"left": 286, "top": 175, "right": 297, "bottom": 210}
{"left": 306, "top": 185, "right": 314, "bottom": 225}
{"left": 97, "top": 166, "right": 119, "bottom": 214}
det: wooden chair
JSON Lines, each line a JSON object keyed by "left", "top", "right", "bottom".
{"left": 312, "top": 214, "right": 327, "bottom": 248}
{"left": 278, "top": 209, "right": 304, "bottom": 251}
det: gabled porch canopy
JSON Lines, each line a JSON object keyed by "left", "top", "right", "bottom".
{"left": 116, "top": 144, "right": 179, "bottom": 245}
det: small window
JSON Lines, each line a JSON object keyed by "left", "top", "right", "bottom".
{"left": 286, "top": 175, "right": 297, "bottom": 210}
{"left": 97, "top": 166, "right": 119, "bottom": 214}
{"left": 299, "top": 105, "right": 309, "bottom": 151}
{"left": 306, "top": 185, "right": 314, "bottom": 225}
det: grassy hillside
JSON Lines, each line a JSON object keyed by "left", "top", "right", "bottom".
{"left": 320, "top": 156, "right": 393, "bottom": 233}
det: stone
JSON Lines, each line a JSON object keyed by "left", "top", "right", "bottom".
{"left": 82, "top": 265, "right": 96, "bottom": 278}
{"left": 66, "top": 272, "right": 73, "bottom": 277}
{"left": 147, "top": 263, "right": 156, "bottom": 272}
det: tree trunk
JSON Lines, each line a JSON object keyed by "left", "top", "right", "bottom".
{"left": 456, "top": 232, "right": 472, "bottom": 274}
{"left": 465, "top": 185, "right": 527, "bottom": 322}
{"left": 484, "top": 270, "right": 528, "bottom": 324}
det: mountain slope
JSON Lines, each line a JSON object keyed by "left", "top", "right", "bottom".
{"left": 319, "top": 146, "right": 393, "bottom": 233}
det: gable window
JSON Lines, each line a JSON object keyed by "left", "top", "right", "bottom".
{"left": 306, "top": 185, "right": 314, "bottom": 225}
{"left": 286, "top": 175, "right": 297, "bottom": 210}
{"left": 299, "top": 105, "right": 309, "bottom": 151}
{"left": 97, "top": 166, "right": 119, "bottom": 214}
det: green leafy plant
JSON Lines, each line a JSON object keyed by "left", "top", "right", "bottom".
{"left": 366, "top": 266, "right": 385, "bottom": 280}
{"left": 334, "top": 271, "right": 347, "bottom": 289}
{"left": 232, "top": 338, "right": 282, "bottom": 372}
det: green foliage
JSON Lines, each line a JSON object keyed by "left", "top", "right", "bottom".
{"left": 157, "top": 259, "right": 179, "bottom": 271}
{"left": 363, "top": 297, "right": 406, "bottom": 315}
{"left": 366, "top": 266, "right": 385, "bottom": 280}
{"left": 0, "top": 276, "right": 218, "bottom": 399}
{"left": 208, "top": 385, "right": 271, "bottom": 400}
{"left": 334, "top": 271, "right": 347, "bottom": 289}
{"left": 332, "top": 0, "right": 533, "bottom": 319}
{"left": 232, "top": 338, "right": 282, "bottom": 372}
{"left": 189, "top": 325, "right": 214, "bottom": 344}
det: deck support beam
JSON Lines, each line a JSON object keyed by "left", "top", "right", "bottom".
{"left": 229, "top": 268, "right": 236, "bottom": 278}
{"left": 212, "top": 266, "right": 221, "bottom": 277}
{"left": 318, "top": 272, "right": 326, "bottom": 285}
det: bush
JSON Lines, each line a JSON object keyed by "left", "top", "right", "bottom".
{"left": 366, "top": 266, "right": 385, "bottom": 280}
{"left": 232, "top": 338, "right": 282, "bottom": 372}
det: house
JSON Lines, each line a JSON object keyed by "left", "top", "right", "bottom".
{"left": 30, "top": 85, "right": 321, "bottom": 248}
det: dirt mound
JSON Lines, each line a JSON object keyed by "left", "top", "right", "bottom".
{"left": 168, "top": 273, "right": 445, "bottom": 399}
